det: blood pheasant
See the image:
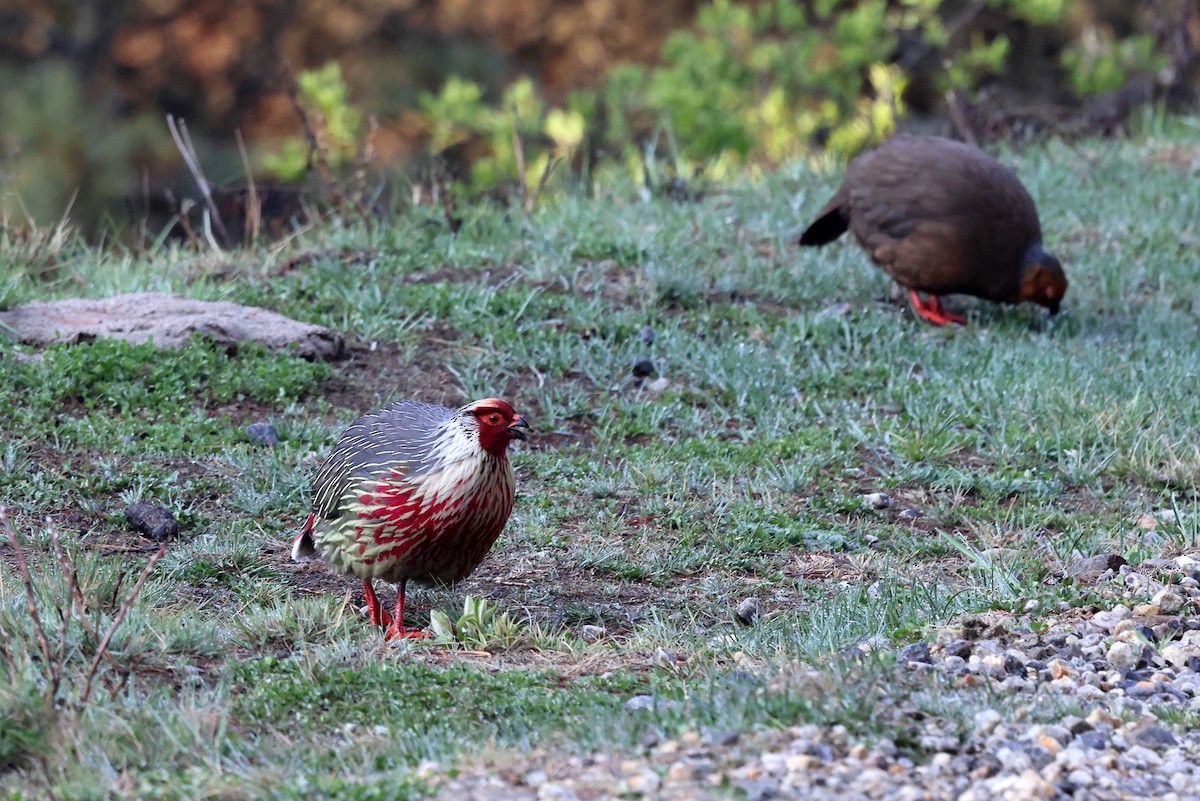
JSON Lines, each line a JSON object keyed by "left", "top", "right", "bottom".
{"left": 799, "top": 135, "right": 1067, "bottom": 326}
{"left": 292, "top": 397, "right": 528, "bottom": 639}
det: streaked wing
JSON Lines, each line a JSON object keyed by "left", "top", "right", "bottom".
{"left": 311, "top": 400, "right": 455, "bottom": 520}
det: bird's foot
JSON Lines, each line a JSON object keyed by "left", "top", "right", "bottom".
{"left": 383, "top": 623, "right": 429, "bottom": 641}
{"left": 363, "top": 580, "right": 392, "bottom": 627}
{"left": 908, "top": 291, "right": 966, "bottom": 327}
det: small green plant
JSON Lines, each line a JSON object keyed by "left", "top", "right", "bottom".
{"left": 1062, "top": 27, "right": 1167, "bottom": 97}
{"left": 427, "top": 595, "right": 528, "bottom": 651}
{"left": 264, "top": 62, "right": 363, "bottom": 182}
{"left": 419, "top": 76, "right": 587, "bottom": 201}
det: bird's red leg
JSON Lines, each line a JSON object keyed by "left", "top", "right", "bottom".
{"left": 363, "top": 579, "right": 393, "bottom": 628}
{"left": 383, "top": 579, "right": 428, "bottom": 640}
{"left": 908, "top": 290, "right": 967, "bottom": 327}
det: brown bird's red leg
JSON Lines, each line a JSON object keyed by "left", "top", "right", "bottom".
{"left": 383, "top": 579, "right": 428, "bottom": 640}
{"left": 363, "top": 579, "right": 393, "bottom": 628}
{"left": 908, "top": 290, "right": 967, "bottom": 327}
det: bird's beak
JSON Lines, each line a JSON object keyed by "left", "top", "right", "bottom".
{"left": 508, "top": 416, "right": 530, "bottom": 440}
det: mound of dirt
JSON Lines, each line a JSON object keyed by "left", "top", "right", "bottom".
{"left": 0, "top": 292, "right": 344, "bottom": 360}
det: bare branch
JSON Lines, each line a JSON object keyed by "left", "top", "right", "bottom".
{"left": 79, "top": 546, "right": 166, "bottom": 705}
{"left": 166, "top": 114, "right": 232, "bottom": 249}
{"left": 1, "top": 507, "right": 56, "bottom": 698}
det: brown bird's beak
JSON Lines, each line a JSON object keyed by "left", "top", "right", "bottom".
{"left": 508, "top": 416, "right": 530, "bottom": 441}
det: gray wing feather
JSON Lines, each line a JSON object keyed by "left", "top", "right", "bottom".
{"left": 310, "top": 400, "right": 457, "bottom": 519}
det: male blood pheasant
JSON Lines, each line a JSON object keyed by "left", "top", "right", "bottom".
{"left": 799, "top": 134, "right": 1068, "bottom": 326}
{"left": 293, "top": 397, "right": 528, "bottom": 639}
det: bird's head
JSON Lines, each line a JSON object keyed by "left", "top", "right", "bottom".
{"left": 1019, "top": 243, "right": 1068, "bottom": 314}
{"left": 460, "top": 398, "right": 528, "bottom": 455}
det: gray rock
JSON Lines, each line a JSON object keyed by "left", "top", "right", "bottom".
{"left": 0, "top": 293, "right": 344, "bottom": 360}
{"left": 1134, "top": 725, "right": 1179, "bottom": 749}
{"left": 1068, "top": 553, "right": 1127, "bottom": 584}
{"left": 631, "top": 358, "right": 657, "bottom": 378}
{"left": 124, "top": 502, "right": 178, "bottom": 541}
{"left": 899, "top": 642, "right": 932, "bottom": 664}
{"left": 579, "top": 624, "right": 607, "bottom": 643}
{"left": 245, "top": 422, "right": 280, "bottom": 447}
{"left": 736, "top": 597, "right": 763, "bottom": 626}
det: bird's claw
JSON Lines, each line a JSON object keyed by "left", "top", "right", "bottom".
{"left": 383, "top": 625, "right": 429, "bottom": 641}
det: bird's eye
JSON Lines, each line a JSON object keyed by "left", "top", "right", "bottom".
{"left": 485, "top": 413, "right": 502, "bottom": 425}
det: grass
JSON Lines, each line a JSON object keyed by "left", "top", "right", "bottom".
{"left": 3, "top": 117, "right": 1200, "bottom": 797}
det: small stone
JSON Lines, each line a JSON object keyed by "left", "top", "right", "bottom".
{"left": 735, "top": 597, "right": 763, "bottom": 626}
{"left": 523, "top": 770, "right": 548, "bottom": 787}
{"left": 1152, "top": 588, "right": 1185, "bottom": 613}
{"left": 1133, "top": 603, "right": 1163, "bottom": 616}
{"left": 627, "top": 769, "right": 660, "bottom": 794}
{"left": 640, "top": 326, "right": 657, "bottom": 345}
{"left": 244, "top": 421, "right": 280, "bottom": 447}
{"left": 1107, "top": 641, "right": 1139, "bottom": 671}
{"left": 974, "top": 709, "right": 1002, "bottom": 736}
{"left": 1036, "top": 735, "right": 1062, "bottom": 755}
{"left": 898, "top": 508, "right": 921, "bottom": 520}
{"left": 1162, "top": 642, "right": 1200, "bottom": 669}
{"left": 538, "top": 783, "right": 580, "bottom": 801}
{"left": 1085, "top": 708, "right": 1120, "bottom": 728}
{"left": 631, "top": 358, "right": 657, "bottom": 378}
{"left": 1134, "top": 725, "right": 1179, "bottom": 749}
{"left": 1093, "top": 605, "right": 1133, "bottom": 630}
{"left": 580, "top": 624, "right": 607, "bottom": 643}
{"left": 625, "top": 695, "right": 657, "bottom": 712}
{"left": 899, "top": 642, "right": 932, "bottom": 664}
{"left": 785, "top": 754, "right": 818, "bottom": 771}
{"left": 1066, "top": 768, "right": 1094, "bottom": 787}
{"left": 124, "top": 502, "right": 179, "bottom": 541}
{"left": 654, "top": 647, "right": 681, "bottom": 668}
{"left": 1046, "top": 658, "right": 1077, "bottom": 680}
{"left": 863, "top": 492, "right": 892, "bottom": 509}
{"left": 646, "top": 376, "right": 670, "bottom": 394}
{"left": 1068, "top": 553, "right": 1127, "bottom": 584}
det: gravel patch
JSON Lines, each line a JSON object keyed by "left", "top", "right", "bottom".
{"left": 421, "top": 553, "right": 1200, "bottom": 800}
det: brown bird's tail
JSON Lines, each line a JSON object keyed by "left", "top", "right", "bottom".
{"left": 799, "top": 203, "right": 849, "bottom": 246}
{"left": 291, "top": 512, "right": 318, "bottom": 562}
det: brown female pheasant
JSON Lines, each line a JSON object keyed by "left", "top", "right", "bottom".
{"left": 292, "top": 397, "right": 528, "bottom": 639}
{"left": 800, "top": 135, "right": 1067, "bottom": 326}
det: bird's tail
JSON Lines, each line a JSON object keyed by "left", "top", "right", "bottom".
{"left": 291, "top": 513, "right": 318, "bottom": 562}
{"left": 799, "top": 205, "right": 848, "bottom": 246}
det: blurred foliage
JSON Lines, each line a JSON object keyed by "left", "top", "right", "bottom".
{"left": 1062, "top": 29, "right": 1169, "bottom": 97}
{"left": 262, "top": 62, "right": 364, "bottom": 181}
{"left": 405, "top": 0, "right": 1179, "bottom": 196}
{"left": 419, "top": 75, "right": 588, "bottom": 192}
{"left": 0, "top": 0, "right": 1190, "bottom": 232}
{"left": 0, "top": 62, "right": 169, "bottom": 231}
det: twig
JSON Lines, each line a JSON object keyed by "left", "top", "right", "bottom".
{"left": 47, "top": 521, "right": 92, "bottom": 696}
{"left": 235, "top": 129, "right": 260, "bottom": 245}
{"left": 79, "top": 545, "right": 166, "bottom": 705}
{"left": 526, "top": 156, "right": 561, "bottom": 213}
{"left": 166, "top": 114, "right": 231, "bottom": 249}
{"left": 511, "top": 109, "right": 528, "bottom": 209}
{"left": 2, "top": 507, "right": 56, "bottom": 695}
{"left": 353, "top": 115, "right": 379, "bottom": 237}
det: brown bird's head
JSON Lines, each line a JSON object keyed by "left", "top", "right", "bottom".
{"left": 1019, "top": 244, "right": 1068, "bottom": 314}
{"left": 461, "top": 398, "right": 528, "bottom": 455}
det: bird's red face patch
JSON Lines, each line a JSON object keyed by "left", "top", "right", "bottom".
{"left": 469, "top": 398, "right": 528, "bottom": 454}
